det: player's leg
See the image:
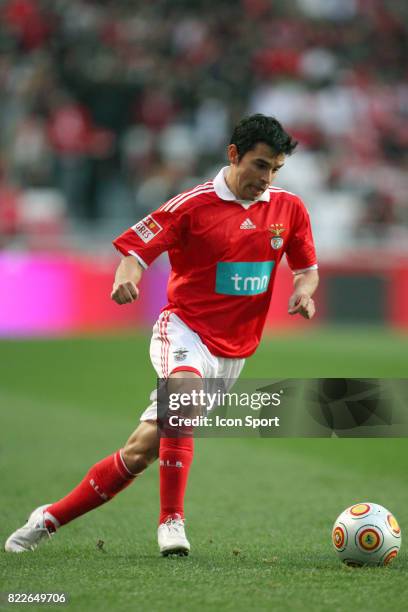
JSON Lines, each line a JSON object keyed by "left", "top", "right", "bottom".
{"left": 4, "top": 421, "right": 159, "bottom": 553}
{"left": 147, "top": 312, "right": 210, "bottom": 555}
{"left": 45, "top": 419, "right": 160, "bottom": 525}
{"left": 157, "top": 371, "right": 202, "bottom": 556}
{"left": 122, "top": 419, "right": 160, "bottom": 472}
{"left": 155, "top": 329, "right": 246, "bottom": 556}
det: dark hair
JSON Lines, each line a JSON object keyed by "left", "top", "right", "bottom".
{"left": 230, "top": 114, "right": 298, "bottom": 159}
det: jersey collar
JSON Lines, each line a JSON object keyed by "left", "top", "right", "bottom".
{"left": 213, "top": 166, "right": 270, "bottom": 206}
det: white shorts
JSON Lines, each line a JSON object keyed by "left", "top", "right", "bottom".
{"left": 140, "top": 310, "right": 245, "bottom": 421}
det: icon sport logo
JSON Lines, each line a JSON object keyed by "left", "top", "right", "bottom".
{"left": 215, "top": 261, "right": 275, "bottom": 296}
{"left": 132, "top": 215, "right": 163, "bottom": 243}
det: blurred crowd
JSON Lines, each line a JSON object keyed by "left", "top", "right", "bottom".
{"left": 0, "top": 0, "right": 407, "bottom": 253}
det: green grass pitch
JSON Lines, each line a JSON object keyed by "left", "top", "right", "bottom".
{"left": 1, "top": 328, "right": 408, "bottom": 611}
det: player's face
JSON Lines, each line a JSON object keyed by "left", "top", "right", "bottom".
{"left": 228, "top": 142, "right": 286, "bottom": 200}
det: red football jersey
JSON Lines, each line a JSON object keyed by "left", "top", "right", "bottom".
{"left": 113, "top": 167, "right": 317, "bottom": 358}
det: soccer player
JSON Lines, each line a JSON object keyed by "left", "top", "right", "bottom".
{"left": 5, "top": 114, "right": 318, "bottom": 555}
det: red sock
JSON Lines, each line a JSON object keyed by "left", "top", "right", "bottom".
{"left": 46, "top": 450, "right": 136, "bottom": 527}
{"left": 159, "top": 437, "right": 194, "bottom": 524}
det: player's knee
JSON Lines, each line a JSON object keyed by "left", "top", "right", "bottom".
{"left": 122, "top": 445, "right": 157, "bottom": 474}
{"left": 167, "top": 374, "right": 204, "bottom": 417}
{"left": 168, "top": 371, "right": 202, "bottom": 391}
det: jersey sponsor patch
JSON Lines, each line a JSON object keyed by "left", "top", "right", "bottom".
{"left": 215, "top": 261, "right": 275, "bottom": 296}
{"left": 132, "top": 215, "right": 163, "bottom": 243}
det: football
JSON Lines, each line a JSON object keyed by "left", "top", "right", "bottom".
{"left": 332, "top": 502, "right": 401, "bottom": 567}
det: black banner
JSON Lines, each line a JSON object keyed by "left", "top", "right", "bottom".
{"left": 155, "top": 378, "right": 408, "bottom": 437}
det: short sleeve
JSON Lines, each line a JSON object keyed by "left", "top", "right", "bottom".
{"left": 113, "top": 207, "right": 181, "bottom": 268}
{"left": 285, "top": 199, "right": 318, "bottom": 273}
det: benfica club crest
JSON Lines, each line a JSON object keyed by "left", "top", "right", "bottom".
{"left": 269, "top": 224, "right": 285, "bottom": 250}
{"left": 174, "top": 348, "right": 188, "bottom": 362}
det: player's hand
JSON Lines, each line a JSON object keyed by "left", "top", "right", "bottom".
{"left": 288, "top": 293, "right": 315, "bottom": 319}
{"left": 111, "top": 281, "right": 139, "bottom": 305}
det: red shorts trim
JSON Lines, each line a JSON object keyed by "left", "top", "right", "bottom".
{"left": 170, "top": 366, "right": 203, "bottom": 378}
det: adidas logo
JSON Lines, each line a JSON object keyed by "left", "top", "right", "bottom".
{"left": 240, "top": 218, "right": 256, "bottom": 229}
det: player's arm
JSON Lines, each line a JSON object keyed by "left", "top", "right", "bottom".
{"left": 288, "top": 269, "right": 319, "bottom": 319}
{"left": 111, "top": 256, "right": 143, "bottom": 305}
{"left": 112, "top": 201, "right": 181, "bottom": 304}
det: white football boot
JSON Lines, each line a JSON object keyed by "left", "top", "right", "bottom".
{"left": 158, "top": 514, "right": 190, "bottom": 556}
{"left": 4, "top": 505, "right": 56, "bottom": 553}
